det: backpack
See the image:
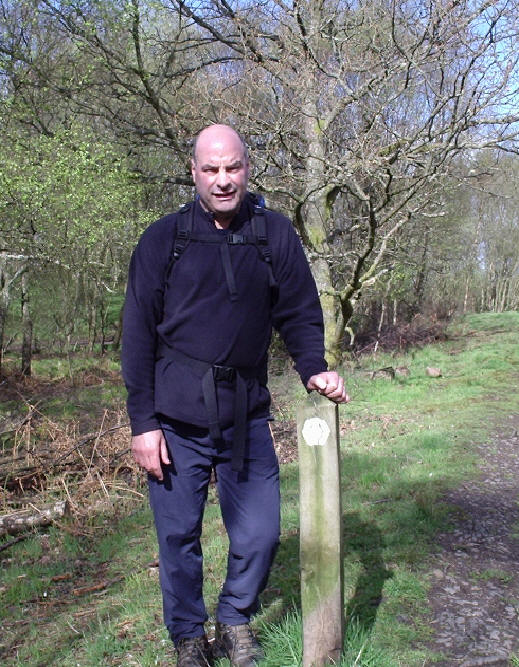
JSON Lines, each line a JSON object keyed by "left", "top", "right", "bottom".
{"left": 164, "top": 193, "right": 277, "bottom": 301}
{"left": 158, "top": 193, "right": 278, "bottom": 472}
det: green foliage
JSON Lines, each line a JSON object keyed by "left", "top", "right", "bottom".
{"left": 470, "top": 568, "right": 514, "bottom": 584}
{"left": 1, "top": 126, "right": 140, "bottom": 258}
{"left": 0, "top": 120, "right": 157, "bottom": 357}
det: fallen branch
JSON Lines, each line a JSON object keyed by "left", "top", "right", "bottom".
{"left": 0, "top": 500, "right": 69, "bottom": 537}
{"left": 52, "top": 423, "right": 130, "bottom": 467}
{"left": 0, "top": 406, "right": 40, "bottom": 437}
{"left": 0, "top": 422, "right": 131, "bottom": 490}
{"left": 72, "top": 575, "right": 123, "bottom": 597}
{"left": 0, "top": 534, "right": 27, "bottom": 553}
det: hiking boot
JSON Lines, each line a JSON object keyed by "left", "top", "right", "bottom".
{"left": 214, "top": 622, "right": 265, "bottom": 666}
{"left": 176, "top": 635, "right": 213, "bottom": 667}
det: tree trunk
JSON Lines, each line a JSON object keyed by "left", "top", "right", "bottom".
{"left": 99, "top": 297, "right": 109, "bottom": 355}
{"left": 499, "top": 278, "right": 509, "bottom": 312}
{"left": 463, "top": 272, "right": 470, "bottom": 314}
{"left": 311, "top": 255, "right": 343, "bottom": 366}
{"left": 88, "top": 282, "right": 98, "bottom": 354}
{"left": 412, "top": 229, "right": 429, "bottom": 316}
{"left": 0, "top": 255, "right": 10, "bottom": 378}
{"left": 0, "top": 254, "right": 26, "bottom": 378}
{"left": 301, "top": 97, "right": 344, "bottom": 366}
{"left": 0, "top": 298, "right": 6, "bottom": 379}
{"left": 111, "top": 299, "right": 125, "bottom": 352}
{"left": 21, "top": 270, "right": 32, "bottom": 376}
{"left": 374, "top": 299, "right": 386, "bottom": 354}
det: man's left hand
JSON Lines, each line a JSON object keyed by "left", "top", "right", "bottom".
{"left": 306, "top": 371, "right": 350, "bottom": 404}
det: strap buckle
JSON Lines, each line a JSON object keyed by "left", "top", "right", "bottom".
{"left": 213, "top": 365, "right": 236, "bottom": 382}
{"left": 227, "top": 234, "right": 247, "bottom": 245}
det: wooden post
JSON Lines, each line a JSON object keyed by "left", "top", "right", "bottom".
{"left": 297, "top": 393, "right": 344, "bottom": 667}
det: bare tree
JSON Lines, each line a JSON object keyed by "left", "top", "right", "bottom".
{"left": 171, "top": 0, "right": 519, "bottom": 361}
{"left": 4, "top": 0, "right": 519, "bottom": 361}
{"left": 458, "top": 154, "right": 519, "bottom": 313}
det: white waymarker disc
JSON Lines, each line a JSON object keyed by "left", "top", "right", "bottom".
{"left": 302, "top": 417, "right": 330, "bottom": 447}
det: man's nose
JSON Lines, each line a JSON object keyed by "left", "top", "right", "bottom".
{"left": 216, "top": 168, "right": 230, "bottom": 188}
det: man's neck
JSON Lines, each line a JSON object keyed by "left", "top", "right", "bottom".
{"left": 214, "top": 217, "right": 232, "bottom": 230}
{"left": 196, "top": 198, "right": 237, "bottom": 229}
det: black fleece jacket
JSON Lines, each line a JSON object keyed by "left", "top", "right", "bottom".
{"left": 121, "top": 194, "right": 327, "bottom": 436}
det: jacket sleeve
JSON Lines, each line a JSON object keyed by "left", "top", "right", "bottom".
{"left": 121, "top": 217, "right": 173, "bottom": 435}
{"left": 271, "top": 217, "right": 328, "bottom": 386}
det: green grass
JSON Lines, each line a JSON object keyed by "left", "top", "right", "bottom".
{"left": 470, "top": 568, "right": 514, "bottom": 584}
{"left": 2, "top": 311, "right": 519, "bottom": 665}
{"left": 0, "top": 353, "right": 126, "bottom": 450}
{"left": 29, "top": 352, "right": 121, "bottom": 380}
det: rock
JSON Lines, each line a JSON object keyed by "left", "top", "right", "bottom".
{"left": 370, "top": 366, "right": 395, "bottom": 380}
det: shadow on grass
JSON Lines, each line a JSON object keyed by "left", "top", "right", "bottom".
{"left": 263, "top": 531, "right": 301, "bottom": 611}
{"left": 264, "top": 511, "right": 393, "bottom": 638}
{"left": 343, "top": 511, "right": 393, "bottom": 633}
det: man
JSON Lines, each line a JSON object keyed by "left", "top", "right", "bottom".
{"left": 122, "top": 124, "right": 349, "bottom": 667}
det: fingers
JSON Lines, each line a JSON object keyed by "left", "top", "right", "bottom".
{"left": 307, "top": 372, "right": 351, "bottom": 404}
{"left": 160, "top": 437, "right": 171, "bottom": 467}
{"left": 321, "top": 372, "right": 347, "bottom": 403}
{"left": 131, "top": 429, "right": 170, "bottom": 481}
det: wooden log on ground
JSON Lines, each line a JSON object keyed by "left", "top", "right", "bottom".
{"left": 0, "top": 500, "right": 69, "bottom": 536}
{"left": 297, "top": 393, "right": 344, "bottom": 667}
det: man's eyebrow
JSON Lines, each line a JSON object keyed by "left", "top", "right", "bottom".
{"left": 200, "top": 159, "right": 244, "bottom": 169}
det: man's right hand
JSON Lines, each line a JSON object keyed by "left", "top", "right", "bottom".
{"left": 131, "top": 429, "right": 171, "bottom": 481}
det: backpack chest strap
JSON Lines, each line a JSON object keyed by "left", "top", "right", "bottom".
{"left": 164, "top": 199, "right": 278, "bottom": 300}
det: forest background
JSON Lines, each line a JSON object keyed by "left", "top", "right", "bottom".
{"left": 1, "top": 0, "right": 519, "bottom": 372}
{"left": 2, "top": 2, "right": 519, "bottom": 664}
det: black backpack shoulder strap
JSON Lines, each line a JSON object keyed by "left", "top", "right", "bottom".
{"left": 164, "top": 201, "right": 194, "bottom": 286}
{"left": 164, "top": 194, "right": 277, "bottom": 293}
{"left": 250, "top": 198, "right": 277, "bottom": 289}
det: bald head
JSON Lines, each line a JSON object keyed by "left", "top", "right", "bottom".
{"left": 192, "top": 124, "right": 249, "bottom": 165}
{"left": 190, "top": 124, "right": 250, "bottom": 228}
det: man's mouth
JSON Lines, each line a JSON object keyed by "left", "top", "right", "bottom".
{"left": 213, "top": 191, "right": 236, "bottom": 200}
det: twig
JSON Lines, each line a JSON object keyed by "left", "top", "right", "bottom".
{"left": 90, "top": 411, "right": 107, "bottom": 469}
{"left": 52, "top": 423, "right": 129, "bottom": 466}
{"left": 61, "top": 477, "right": 75, "bottom": 512}
{"left": 72, "top": 575, "right": 124, "bottom": 597}
{"left": 66, "top": 619, "right": 81, "bottom": 635}
{"left": 0, "top": 534, "right": 26, "bottom": 553}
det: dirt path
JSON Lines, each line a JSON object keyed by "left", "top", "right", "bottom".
{"left": 425, "top": 416, "right": 519, "bottom": 666}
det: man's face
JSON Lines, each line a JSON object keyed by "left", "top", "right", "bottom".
{"left": 191, "top": 126, "right": 249, "bottom": 227}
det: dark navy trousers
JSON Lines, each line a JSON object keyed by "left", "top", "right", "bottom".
{"left": 148, "top": 416, "right": 280, "bottom": 644}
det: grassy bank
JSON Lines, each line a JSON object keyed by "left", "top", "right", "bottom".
{"left": 1, "top": 311, "right": 519, "bottom": 666}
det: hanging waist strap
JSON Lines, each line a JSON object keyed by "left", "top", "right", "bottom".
{"left": 156, "top": 342, "right": 266, "bottom": 472}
